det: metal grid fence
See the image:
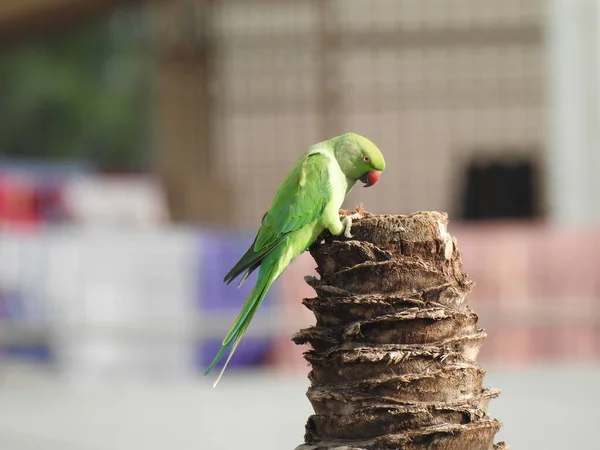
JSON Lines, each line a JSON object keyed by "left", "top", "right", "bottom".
{"left": 204, "top": 0, "right": 546, "bottom": 225}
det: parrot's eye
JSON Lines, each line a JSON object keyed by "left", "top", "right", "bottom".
{"left": 362, "top": 155, "right": 370, "bottom": 163}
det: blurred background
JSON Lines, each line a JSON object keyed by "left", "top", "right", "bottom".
{"left": 0, "top": 0, "right": 599, "bottom": 449}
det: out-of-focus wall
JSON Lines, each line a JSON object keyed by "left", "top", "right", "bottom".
{"left": 5, "top": 0, "right": 592, "bottom": 228}
{"left": 194, "top": 0, "right": 546, "bottom": 226}
{"left": 1, "top": 222, "right": 599, "bottom": 379}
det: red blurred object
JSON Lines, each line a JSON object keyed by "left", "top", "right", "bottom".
{"left": 0, "top": 174, "right": 41, "bottom": 230}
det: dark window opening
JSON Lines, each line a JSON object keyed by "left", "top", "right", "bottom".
{"left": 459, "top": 154, "right": 541, "bottom": 221}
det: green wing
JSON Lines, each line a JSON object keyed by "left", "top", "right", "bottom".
{"left": 223, "top": 211, "right": 276, "bottom": 286}
{"left": 223, "top": 151, "right": 332, "bottom": 284}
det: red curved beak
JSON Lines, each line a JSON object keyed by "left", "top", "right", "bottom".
{"left": 360, "top": 170, "right": 382, "bottom": 187}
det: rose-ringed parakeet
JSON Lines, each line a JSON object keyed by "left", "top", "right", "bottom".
{"left": 205, "top": 132, "right": 386, "bottom": 386}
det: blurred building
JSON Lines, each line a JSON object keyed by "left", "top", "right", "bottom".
{"left": 156, "top": 0, "right": 550, "bottom": 226}
{"left": 3, "top": 0, "right": 599, "bottom": 228}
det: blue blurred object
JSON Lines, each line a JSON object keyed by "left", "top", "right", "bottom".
{"left": 197, "top": 230, "right": 275, "bottom": 311}
{"left": 1, "top": 289, "right": 26, "bottom": 319}
{"left": 0, "top": 289, "right": 54, "bottom": 363}
{"left": 195, "top": 229, "right": 276, "bottom": 370}
{"left": 196, "top": 337, "right": 271, "bottom": 372}
{"left": 6, "top": 346, "right": 53, "bottom": 362}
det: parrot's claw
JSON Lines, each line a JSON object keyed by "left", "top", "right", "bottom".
{"left": 341, "top": 212, "right": 363, "bottom": 239}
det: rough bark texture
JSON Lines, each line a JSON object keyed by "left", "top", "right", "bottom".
{"left": 293, "top": 211, "right": 507, "bottom": 450}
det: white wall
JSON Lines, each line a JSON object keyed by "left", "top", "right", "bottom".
{"left": 0, "top": 227, "right": 198, "bottom": 380}
{"left": 547, "top": 0, "right": 600, "bottom": 226}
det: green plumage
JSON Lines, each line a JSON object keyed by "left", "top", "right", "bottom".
{"left": 205, "top": 133, "right": 385, "bottom": 386}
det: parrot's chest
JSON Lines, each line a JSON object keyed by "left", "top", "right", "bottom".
{"left": 326, "top": 157, "right": 349, "bottom": 209}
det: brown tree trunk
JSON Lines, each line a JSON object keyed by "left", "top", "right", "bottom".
{"left": 293, "top": 211, "right": 508, "bottom": 450}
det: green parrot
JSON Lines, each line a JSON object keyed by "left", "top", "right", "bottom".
{"left": 204, "top": 132, "right": 386, "bottom": 386}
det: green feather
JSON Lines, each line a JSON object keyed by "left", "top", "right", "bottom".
{"left": 222, "top": 152, "right": 331, "bottom": 287}
{"left": 206, "top": 152, "right": 334, "bottom": 386}
{"left": 204, "top": 257, "right": 279, "bottom": 387}
{"left": 254, "top": 152, "right": 331, "bottom": 251}
{"left": 223, "top": 211, "right": 274, "bottom": 286}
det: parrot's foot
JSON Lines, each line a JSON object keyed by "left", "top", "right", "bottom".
{"left": 341, "top": 212, "right": 363, "bottom": 239}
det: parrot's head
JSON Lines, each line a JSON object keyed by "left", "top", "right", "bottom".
{"left": 332, "top": 132, "right": 386, "bottom": 188}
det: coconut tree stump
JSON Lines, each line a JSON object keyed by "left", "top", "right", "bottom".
{"left": 293, "top": 211, "right": 507, "bottom": 450}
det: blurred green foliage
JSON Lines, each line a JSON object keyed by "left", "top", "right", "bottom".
{"left": 0, "top": 11, "right": 153, "bottom": 171}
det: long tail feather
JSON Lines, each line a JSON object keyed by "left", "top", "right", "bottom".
{"left": 211, "top": 338, "right": 241, "bottom": 388}
{"left": 205, "top": 263, "right": 278, "bottom": 386}
{"left": 203, "top": 341, "right": 233, "bottom": 376}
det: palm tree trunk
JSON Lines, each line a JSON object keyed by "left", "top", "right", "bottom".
{"left": 293, "top": 211, "right": 508, "bottom": 450}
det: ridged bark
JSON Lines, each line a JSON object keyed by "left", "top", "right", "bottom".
{"left": 293, "top": 211, "right": 507, "bottom": 450}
